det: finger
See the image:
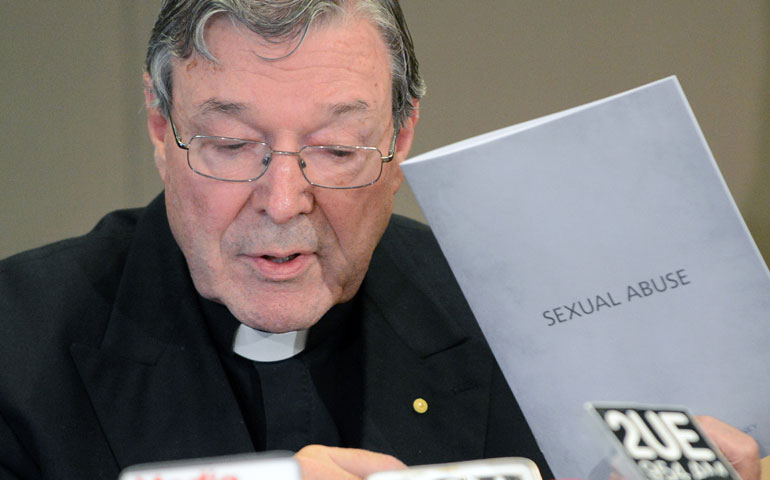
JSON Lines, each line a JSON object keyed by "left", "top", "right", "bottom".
{"left": 323, "top": 447, "right": 405, "bottom": 478}
{"left": 697, "top": 415, "right": 760, "bottom": 480}
{"left": 295, "top": 445, "right": 406, "bottom": 480}
{"left": 295, "top": 454, "right": 360, "bottom": 480}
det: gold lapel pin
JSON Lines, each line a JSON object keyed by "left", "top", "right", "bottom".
{"left": 412, "top": 397, "right": 428, "bottom": 414}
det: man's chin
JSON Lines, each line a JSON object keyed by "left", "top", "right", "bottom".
{"left": 239, "top": 316, "right": 320, "bottom": 333}
{"left": 195, "top": 276, "right": 341, "bottom": 333}
{"left": 225, "top": 300, "right": 330, "bottom": 333}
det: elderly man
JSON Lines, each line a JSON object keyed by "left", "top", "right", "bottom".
{"left": 0, "top": 1, "right": 759, "bottom": 479}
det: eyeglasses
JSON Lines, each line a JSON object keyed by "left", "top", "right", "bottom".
{"left": 169, "top": 115, "right": 399, "bottom": 189}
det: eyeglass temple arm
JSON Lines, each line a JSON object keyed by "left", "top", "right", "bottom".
{"left": 382, "top": 126, "right": 400, "bottom": 163}
{"left": 168, "top": 114, "right": 191, "bottom": 150}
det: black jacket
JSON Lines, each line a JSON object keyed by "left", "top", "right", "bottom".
{"left": 0, "top": 194, "right": 549, "bottom": 479}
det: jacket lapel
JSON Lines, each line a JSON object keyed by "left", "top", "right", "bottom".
{"left": 357, "top": 217, "right": 494, "bottom": 465}
{"left": 70, "top": 196, "right": 252, "bottom": 470}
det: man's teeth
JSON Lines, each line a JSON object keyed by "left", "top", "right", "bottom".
{"left": 265, "top": 253, "right": 300, "bottom": 264}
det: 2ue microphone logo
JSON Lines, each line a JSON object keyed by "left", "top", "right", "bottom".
{"left": 591, "top": 405, "right": 739, "bottom": 480}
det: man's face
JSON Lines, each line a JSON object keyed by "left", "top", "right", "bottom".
{"left": 145, "top": 14, "right": 418, "bottom": 332}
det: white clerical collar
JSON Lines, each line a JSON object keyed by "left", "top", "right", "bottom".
{"left": 232, "top": 324, "right": 309, "bottom": 362}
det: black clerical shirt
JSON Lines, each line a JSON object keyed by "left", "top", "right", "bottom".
{"left": 200, "top": 296, "right": 366, "bottom": 452}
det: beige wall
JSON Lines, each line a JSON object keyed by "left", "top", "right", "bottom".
{"left": 2, "top": 1, "right": 769, "bottom": 266}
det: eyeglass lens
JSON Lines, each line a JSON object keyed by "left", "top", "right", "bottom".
{"left": 188, "top": 137, "right": 384, "bottom": 188}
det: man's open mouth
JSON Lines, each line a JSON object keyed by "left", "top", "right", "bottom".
{"left": 263, "top": 253, "right": 300, "bottom": 264}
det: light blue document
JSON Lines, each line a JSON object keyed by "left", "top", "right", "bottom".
{"left": 402, "top": 77, "right": 770, "bottom": 478}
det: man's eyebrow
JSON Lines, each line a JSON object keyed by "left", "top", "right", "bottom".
{"left": 194, "top": 98, "right": 248, "bottom": 116}
{"left": 189, "top": 98, "right": 372, "bottom": 122}
{"left": 329, "top": 100, "right": 371, "bottom": 117}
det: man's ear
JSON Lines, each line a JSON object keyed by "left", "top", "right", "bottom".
{"left": 143, "top": 72, "right": 169, "bottom": 183}
{"left": 387, "top": 100, "right": 419, "bottom": 195}
{"left": 393, "top": 100, "right": 420, "bottom": 165}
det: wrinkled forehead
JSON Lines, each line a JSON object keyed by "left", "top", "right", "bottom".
{"left": 169, "top": 12, "right": 393, "bottom": 134}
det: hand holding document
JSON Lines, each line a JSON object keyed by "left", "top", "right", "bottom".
{"left": 402, "top": 77, "right": 770, "bottom": 478}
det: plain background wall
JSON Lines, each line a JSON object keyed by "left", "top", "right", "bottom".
{"left": 1, "top": 1, "right": 769, "bottom": 266}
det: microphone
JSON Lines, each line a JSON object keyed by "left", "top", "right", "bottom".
{"left": 366, "top": 457, "right": 543, "bottom": 480}
{"left": 118, "top": 452, "right": 300, "bottom": 480}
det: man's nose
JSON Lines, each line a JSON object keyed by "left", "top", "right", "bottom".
{"left": 252, "top": 151, "right": 313, "bottom": 224}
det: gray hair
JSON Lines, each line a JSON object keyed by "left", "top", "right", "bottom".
{"left": 145, "top": 0, "right": 425, "bottom": 128}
